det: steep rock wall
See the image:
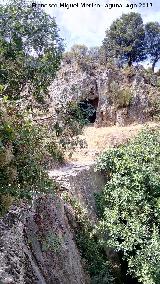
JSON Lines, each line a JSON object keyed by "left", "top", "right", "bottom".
{"left": 49, "top": 63, "right": 160, "bottom": 126}
{"left": 48, "top": 162, "right": 106, "bottom": 220}
{"left": 0, "top": 163, "right": 106, "bottom": 284}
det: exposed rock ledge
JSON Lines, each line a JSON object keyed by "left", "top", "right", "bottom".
{"left": 0, "top": 163, "right": 106, "bottom": 284}
{"left": 49, "top": 63, "right": 160, "bottom": 127}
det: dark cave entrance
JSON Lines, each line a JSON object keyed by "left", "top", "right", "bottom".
{"left": 78, "top": 97, "right": 98, "bottom": 123}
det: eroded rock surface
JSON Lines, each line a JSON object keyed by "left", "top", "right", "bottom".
{"left": 0, "top": 197, "right": 87, "bottom": 284}
{"left": 48, "top": 162, "right": 106, "bottom": 220}
{"left": 49, "top": 63, "right": 160, "bottom": 127}
{"left": 0, "top": 163, "right": 105, "bottom": 284}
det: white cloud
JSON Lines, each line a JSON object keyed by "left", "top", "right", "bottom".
{"left": 3, "top": 0, "right": 159, "bottom": 50}
{"left": 43, "top": 0, "right": 133, "bottom": 49}
{"left": 41, "top": 0, "right": 160, "bottom": 50}
{"left": 143, "top": 11, "right": 160, "bottom": 24}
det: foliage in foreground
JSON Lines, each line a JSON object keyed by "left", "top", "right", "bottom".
{"left": 0, "top": 99, "right": 63, "bottom": 215}
{"left": 0, "top": 100, "right": 87, "bottom": 215}
{"left": 0, "top": 0, "right": 62, "bottom": 215}
{"left": 96, "top": 127, "right": 160, "bottom": 284}
{"left": 62, "top": 192, "right": 115, "bottom": 284}
{"left": 0, "top": 0, "right": 63, "bottom": 101}
{"left": 0, "top": 0, "right": 87, "bottom": 215}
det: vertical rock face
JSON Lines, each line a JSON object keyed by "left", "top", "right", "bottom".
{"left": 48, "top": 162, "right": 106, "bottom": 220}
{"left": 0, "top": 207, "right": 25, "bottom": 284}
{"left": 49, "top": 63, "right": 160, "bottom": 127}
{"left": 25, "top": 195, "right": 87, "bottom": 284}
{"left": 0, "top": 163, "right": 106, "bottom": 284}
{"left": 0, "top": 197, "right": 87, "bottom": 284}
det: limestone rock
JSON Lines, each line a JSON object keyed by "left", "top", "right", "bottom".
{"left": 0, "top": 163, "right": 106, "bottom": 284}
{"left": 49, "top": 63, "right": 160, "bottom": 127}
{"left": 48, "top": 162, "right": 106, "bottom": 221}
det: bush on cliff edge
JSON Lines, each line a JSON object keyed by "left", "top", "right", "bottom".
{"left": 96, "top": 127, "right": 160, "bottom": 284}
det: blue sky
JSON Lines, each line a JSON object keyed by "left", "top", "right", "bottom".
{"left": 2, "top": 0, "right": 160, "bottom": 51}
{"left": 41, "top": 0, "right": 160, "bottom": 51}
{"left": 1, "top": 0, "right": 160, "bottom": 68}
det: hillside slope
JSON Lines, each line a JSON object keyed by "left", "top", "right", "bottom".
{"left": 65, "top": 122, "right": 159, "bottom": 163}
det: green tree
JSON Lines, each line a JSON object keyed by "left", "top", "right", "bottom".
{"left": 0, "top": 1, "right": 88, "bottom": 216}
{"left": 96, "top": 128, "right": 160, "bottom": 284}
{"left": 70, "top": 44, "right": 88, "bottom": 58}
{"left": 0, "top": 0, "right": 63, "bottom": 101}
{"left": 103, "top": 13, "right": 146, "bottom": 66}
{"left": 63, "top": 44, "right": 89, "bottom": 64}
{"left": 62, "top": 44, "right": 107, "bottom": 72}
{"left": 145, "top": 22, "right": 160, "bottom": 72}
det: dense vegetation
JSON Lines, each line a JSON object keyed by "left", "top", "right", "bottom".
{"left": 0, "top": 96, "right": 68, "bottom": 214}
{"left": 0, "top": 0, "right": 62, "bottom": 214}
{"left": 0, "top": 0, "right": 85, "bottom": 214}
{"left": 62, "top": 192, "right": 115, "bottom": 284}
{"left": 0, "top": 0, "right": 63, "bottom": 101}
{"left": 96, "top": 128, "right": 160, "bottom": 284}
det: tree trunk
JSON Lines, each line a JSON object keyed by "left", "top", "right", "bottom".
{"left": 128, "top": 55, "right": 132, "bottom": 67}
{"left": 152, "top": 55, "right": 159, "bottom": 73}
{"left": 152, "top": 60, "right": 157, "bottom": 73}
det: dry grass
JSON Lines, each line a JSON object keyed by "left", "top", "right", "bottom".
{"left": 65, "top": 122, "right": 159, "bottom": 164}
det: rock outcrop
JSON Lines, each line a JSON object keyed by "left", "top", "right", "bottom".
{"left": 0, "top": 163, "right": 106, "bottom": 284}
{"left": 48, "top": 162, "right": 106, "bottom": 220}
{"left": 49, "top": 62, "right": 160, "bottom": 126}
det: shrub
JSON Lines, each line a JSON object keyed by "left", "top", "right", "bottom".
{"left": 78, "top": 100, "right": 96, "bottom": 123}
{"left": 147, "top": 89, "right": 160, "bottom": 121}
{"left": 96, "top": 127, "right": 160, "bottom": 284}
{"left": 109, "top": 82, "right": 132, "bottom": 108}
{"left": 0, "top": 96, "right": 88, "bottom": 214}
{"left": 0, "top": 98, "right": 60, "bottom": 215}
{"left": 53, "top": 100, "right": 89, "bottom": 150}
{"left": 62, "top": 192, "right": 115, "bottom": 284}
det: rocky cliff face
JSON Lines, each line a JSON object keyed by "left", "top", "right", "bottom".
{"left": 48, "top": 163, "right": 106, "bottom": 220}
{"left": 0, "top": 163, "right": 106, "bottom": 284}
{"left": 49, "top": 62, "right": 160, "bottom": 126}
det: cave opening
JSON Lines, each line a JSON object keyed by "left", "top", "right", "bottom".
{"left": 78, "top": 97, "right": 98, "bottom": 123}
